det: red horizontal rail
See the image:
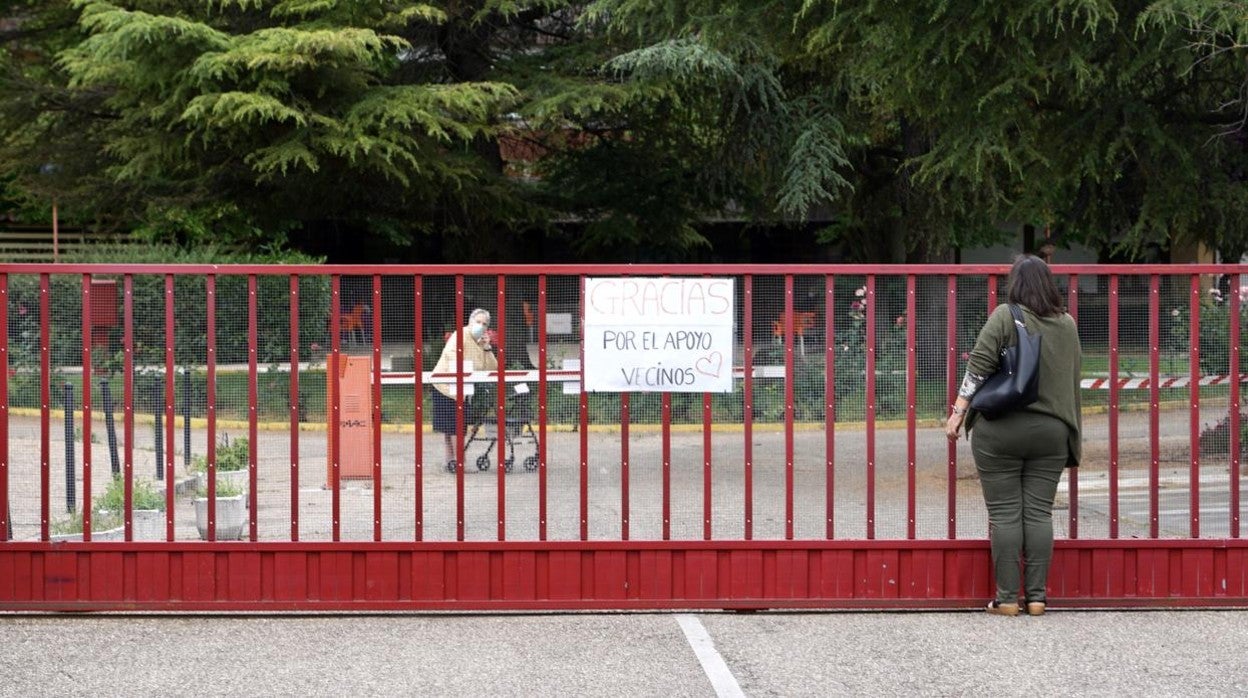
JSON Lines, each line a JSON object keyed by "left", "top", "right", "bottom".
{"left": 1, "top": 540, "right": 1245, "bottom": 611}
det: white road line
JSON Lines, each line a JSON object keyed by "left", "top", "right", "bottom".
{"left": 675, "top": 614, "right": 745, "bottom": 698}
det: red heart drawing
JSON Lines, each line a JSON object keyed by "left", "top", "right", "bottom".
{"left": 695, "top": 351, "right": 723, "bottom": 378}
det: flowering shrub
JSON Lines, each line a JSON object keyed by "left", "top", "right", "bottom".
{"left": 1167, "top": 289, "right": 1248, "bottom": 376}
{"left": 833, "top": 286, "right": 909, "bottom": 415}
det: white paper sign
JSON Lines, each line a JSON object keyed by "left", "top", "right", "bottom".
{"left": 584, "top": 277, "right": 735, "bottom": 393}
{"left": 546, "top": 313, "right": 573, "bottom": 335}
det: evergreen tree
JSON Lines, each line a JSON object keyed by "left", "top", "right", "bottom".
{"left": 4, "top": 1, "right": 1248, "bottom": 262}
{"left": 588, "top": 0, "right": 1248, "bottom": 262}
{"left": 0, "top": 1, "right": 547, "bottom": 252}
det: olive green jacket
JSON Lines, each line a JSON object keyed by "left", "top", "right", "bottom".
{"left": 965, "top": 303, "right": 1083, "bottom": 466}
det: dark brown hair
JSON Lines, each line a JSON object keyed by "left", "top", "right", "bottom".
{"left": 1007, "top": 254, "right": 1065, "bottom": 317}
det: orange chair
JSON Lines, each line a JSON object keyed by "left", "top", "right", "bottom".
{"left": 341, "top": 304, "right": 366, "bottom": 345}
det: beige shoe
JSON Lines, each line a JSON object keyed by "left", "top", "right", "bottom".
{"left": 1027, "top": 601, "right": 1046, "bottom": 616}
{"left": 986, "top": 600, "right": 1019, "bottom": 616}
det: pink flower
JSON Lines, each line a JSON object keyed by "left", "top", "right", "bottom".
{"left": 894, "top": 315, "right": 905, "bottom": 327}
{"left": 851, "top": 300, "right": 864, "bottom": 311}
{"left": 960, "top": 352, "right": 969, "bottom": 361}
{"left": 310, "top": 342, "right": 321, "bottom": 352}
{"left": 854, "top": 287, "right": 866, "bottom": 298}
{"left": 17, "top": 303, "right": 26, "bottom": 316}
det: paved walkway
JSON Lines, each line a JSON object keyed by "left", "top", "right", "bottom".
{"left": 4, "top": 405, "right": 1243, "bottom": 542}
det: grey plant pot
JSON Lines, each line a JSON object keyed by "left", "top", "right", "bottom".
{"left": 194, "top": 494, "right": 247, "bottom": 541}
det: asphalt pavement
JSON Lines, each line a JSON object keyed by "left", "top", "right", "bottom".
{"left": 2, "top": 609, "right": 1246, "bottom": 696}
{"left": 7, "top": 404, "right": 1234, "bottom": 543}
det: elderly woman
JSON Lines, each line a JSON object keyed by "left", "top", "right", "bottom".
{"left": 945, "top": 255, "right": 1082, "bottom": 617}
{"left": 432, "top": 308, "right": 498, "bottom": 470}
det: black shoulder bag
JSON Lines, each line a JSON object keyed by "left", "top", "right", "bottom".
{"left": 969, "top": 305, "right": 1041, "bottom": 420}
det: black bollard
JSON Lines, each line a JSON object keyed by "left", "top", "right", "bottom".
{"left": 153, "top": 378, "right": 164, "bottom": 480}
{"left": 183, "top": 367, "right": 191, "bottom": 471}
{"left": 63, "top": 382, "right": 75, "bottom": 514}
{"left": 101, "top": 378, "right": 120, "bottom": 477}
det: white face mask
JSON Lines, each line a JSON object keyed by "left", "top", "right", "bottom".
{"left": 470, "top": 322, "right": 486, "bottom": 339}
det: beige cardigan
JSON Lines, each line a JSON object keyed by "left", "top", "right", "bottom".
{"left": 431, "top": 326, "right": 498, "bottom": 398}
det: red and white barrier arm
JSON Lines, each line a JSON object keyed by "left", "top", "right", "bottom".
{"left": 1080, "top": 373, "right": 1248, "bottom": 390}
{"left": 379, "top": 366, "right": 788, "bottom": 385}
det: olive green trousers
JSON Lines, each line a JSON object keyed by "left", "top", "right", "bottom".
{"left": 971, "top": 410, "right": 1070, "bottom": 604}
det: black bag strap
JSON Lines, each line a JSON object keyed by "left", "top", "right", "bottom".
{"left": 1007, "top": 304, "right": 1026, "bottom": 333}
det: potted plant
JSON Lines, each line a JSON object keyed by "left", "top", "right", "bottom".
{"left": 95, "top": 474, "right": 167, "bottom": 541}
{"left": 193, "top": 476, "right": 246, "bottom": 541}
{"left": 191, "top": 434, "right": 250, "bottom": 495}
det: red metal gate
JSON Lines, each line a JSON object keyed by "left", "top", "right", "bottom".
{"left": 1, "top": 263, "right": 1245, "bottom": 610}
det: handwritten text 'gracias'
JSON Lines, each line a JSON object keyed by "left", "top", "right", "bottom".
{"left": 588, "top": 278, "right": 732, "bottom": 318}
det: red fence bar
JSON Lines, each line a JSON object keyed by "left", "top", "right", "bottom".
{"left": 1149, "top": 274, "right": 1160, "bottom": 538}
{"left": 0, "top": 275, "right": 7, "bottom": 542}
{"left": 39, "top": 274, "right": 49, "bottom": 541}
{"left": 122, "top": 275, "right": 134, "bottom": 541}
{"left": 987, "top": 274, "right": 997, "bottom": 309}
{"left": 621, "top": 392, "right": 630, "bottom": 541}
{"left": 1232, "top": 273, "right": 1242, "bottom": 539}
{"left": 744, "top": 275, "right": 755, "bottom": 540}
{"left": 372, "top": 274, "right": 383, "bottom": 541}
{"left": 784, "top": 274, "right": 795, "bottom": 540}
{"left": 413, "top": 275, "right": 423, "bottom": 541}
{"left": 662, "top": 392, "right": 671, "bottom": 541}
{"left": 824, "top": 274, "right": 835, "bottom": 540}
{"left": 205, "top": 275, "right": 217, "bottom": 541}
{"left": 1109, "top": 274, "right": 1120, "bottom": 539}
{"left": 701, "top": 273, "right": 712, "bottom": 541}
{"left": 1067, "top": 275, "right": 1079, "bottom": 539}
{"left": 620, "top": 275, "right": 631, "bottom": 541}
{"left": 1188, "top": 274, "right": 1201, "bottom": 538}
{"left": 579, "top": 275, "right": 589, "bottom": 541}
{"left": 538, "top": 274, "right": 548, "bottom": 540}
{"left": 330, "top": 275, "right": 341, "bottom": 542}
{"left": 80, "top": 275, "right": 93, "bottom": 541}
{"left": 248, "top": 275, "right": 259, "bottom": 541}
{"left": 496, "top": 275, "right": 506, "bottom": 541}
{"left": 864, "top": 275, "right": 876, "bottom": 540}
{"left": 946, "top": 275, "right": 957, "bottom": 539}
{"left": 163, "top": 275, "right": 175, "bottom": 541}
{"left": 453, "top": 274, "right": 464, "bottom": 541}
{"left": 906, "top": 274, "right": 917, "bottom": 539}
{"left": 289, "top": 275, "right": 300, "bottom": 542}
{"left": 703, "top": 378, "right": 712, "bottom": 540}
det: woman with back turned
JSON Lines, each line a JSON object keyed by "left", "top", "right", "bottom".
{"left": 945, "top": 255, "right": 1083, "bottom": 616}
